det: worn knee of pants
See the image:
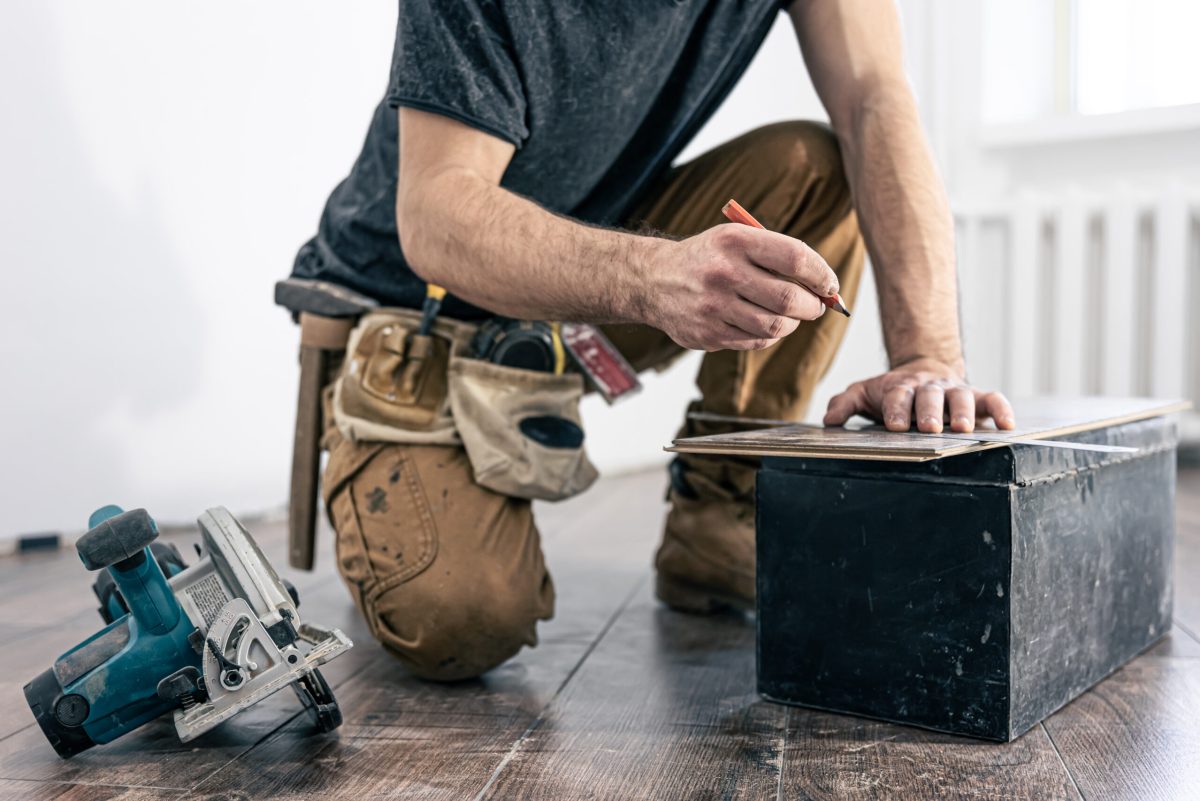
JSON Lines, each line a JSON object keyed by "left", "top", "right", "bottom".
{"left": 605, "top": 120, "right": 866, "bottom": 491}
{"left": 321, "top": 413, "right": 555, "bottom": 681}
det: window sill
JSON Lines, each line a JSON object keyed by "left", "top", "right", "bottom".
{"left": 979, "top": 103, "right": 1200, "bottom": 149}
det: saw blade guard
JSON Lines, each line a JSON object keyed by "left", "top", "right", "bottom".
{"left": 166, "top": 508, "right": 352, "bottom": 742}
{"left": 197, "top": 507, "right": 296, "bottom": 624}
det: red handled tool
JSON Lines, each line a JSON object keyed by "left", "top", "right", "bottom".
{"left": 721, "top": 199, "right": 851, "bottom": 317}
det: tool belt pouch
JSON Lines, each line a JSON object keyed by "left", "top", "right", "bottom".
{"left": 333, "top": 311, "right": 598, "bottom": 502}
{"left": 447, "top": 357, "right": 598, "bottom": 502}
{"left": 334, "top": 312, "right": 459, "bottom": 445}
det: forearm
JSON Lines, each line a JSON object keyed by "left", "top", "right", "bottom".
{"left": 398, "top": 168, "right": 665, "bottom": 323}
{"left": 395, "top": 108, "right": 839, "bottom": 351}
{"left": 839, "top": 84, "right": 964, "bottom": 372}
{"left": 793, "top": 0, "right": 1013, "bottom": 432}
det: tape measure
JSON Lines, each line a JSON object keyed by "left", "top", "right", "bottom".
{"left": 470, "top": 319, "right": 567, "bottom": 374}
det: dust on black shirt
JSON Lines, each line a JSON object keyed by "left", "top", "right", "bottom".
{"left": 293, "top": 0, "right": 785, "bottom": 319}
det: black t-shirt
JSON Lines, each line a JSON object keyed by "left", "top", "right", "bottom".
{"left": 293, "top": 0, "right": 784, "bottom": 319}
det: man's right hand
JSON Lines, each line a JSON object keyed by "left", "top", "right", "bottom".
{"left": 397, "top": 108, "right": 838, "bottom": 348}
{"left": 642, "top": 223, "right": 840, "bottom": 352}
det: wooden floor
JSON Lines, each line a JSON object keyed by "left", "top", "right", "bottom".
{"left": 2, "top": 466, "right": 1199, "bottom": 801}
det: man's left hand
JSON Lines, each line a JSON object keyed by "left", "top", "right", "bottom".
{"left": 823, "top": 358, "right": 1016, "bottom": 434}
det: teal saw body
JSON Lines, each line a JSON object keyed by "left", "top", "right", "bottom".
{"left": 24, "top": 505, "right": 352, "bottom": 758}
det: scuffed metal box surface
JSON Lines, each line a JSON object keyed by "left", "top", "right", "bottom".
{"left": 756, "top": 417, "right": 1177, "bottom": 741}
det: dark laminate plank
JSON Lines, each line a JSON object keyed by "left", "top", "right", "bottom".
{"left": 181, "top": 643, "right": 601, "bottom": 800}
{"left": 0, "top": 565, "right": 340, "bottom": 743}
{"left": 0, "top": 613, "right": 117, "bottom": 743}
{"left": 0, "top": 779, "right": 177, "bottom": 801}
{"left": 179, "top": 478, "right": 659, "bottom": 799}
{"left": 780, "top": 710, "right": 1081, "bottom": 801}
{"left": 0, "top": 578, "right": 370, "bottom": 790}
{"left": 488, "top": 578, "right": 1075, "bottom": 801}
{"left": 480, "top": 583, "right": 784, "bottom": 801}
{"left": 0, "top": 551, "right": 82, "bottom": 608}
{"left": 770, "top": 478, "right": 1200, "bottom": 801}
{"left": 531, "top": 470, "right": 633, "bottom": 540}
{"left": 0, "top": 515, "right": 338, "bottom": 743}
{"left": 534, "top": 472, "right": 667, "bottom": 647}
{"left": 8, "top": 465, "right": 1184, "bottom": 799}
{"left": 180, "top": 573, "right": 644, "bottom": 799}
{"left": 1, "top": 472, "right": 659, "bottom": 796}
{"left": 1041, "top": 623, "right": 1200, "bottom": 801}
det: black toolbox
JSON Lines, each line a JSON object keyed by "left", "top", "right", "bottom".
{"left": 755, "top": 417, "right": 1177, "bottom": 741}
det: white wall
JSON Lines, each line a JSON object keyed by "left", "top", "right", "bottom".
{"left": 913, "top": 1, "right": 1200, "bottom": 205}
{"left": 1, "top": 2, "right": 396, "bottom": 535}
{"left": 909, "top": 0, "right": 1200, "bottom": 421}
{"left": 1, "top": 4, "right": 902, "bottom": 535}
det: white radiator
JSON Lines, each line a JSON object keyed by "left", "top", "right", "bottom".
{"left": 954, "top": 186, "right": 1200, "bottom": 443}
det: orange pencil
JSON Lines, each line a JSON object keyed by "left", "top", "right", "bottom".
{"left": 721, "top": 199, "right": 851, "bottom": 318}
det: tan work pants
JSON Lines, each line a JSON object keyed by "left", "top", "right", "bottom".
{"left": 321, "top": 121, "right": 865, "bottom": 680}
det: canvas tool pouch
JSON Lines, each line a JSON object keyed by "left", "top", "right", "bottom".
{"left": 334, "top": 309, "right": 467, "bottom": 445}
{"left": 447, "top": 357, "right": 598, "bottom": 501}
{"left": 333, "top": 309, "right": 598, "bottom": 502}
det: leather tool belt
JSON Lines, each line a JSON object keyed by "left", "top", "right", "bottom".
{"left": 276, "top": 279, "right": 597, "bottom": 571}
{"left": 333, "top": 309, "right": 597, "bottom": 501}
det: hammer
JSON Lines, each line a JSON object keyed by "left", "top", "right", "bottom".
{"left": 275, "top": 278, "right": 377, "bottom": 569}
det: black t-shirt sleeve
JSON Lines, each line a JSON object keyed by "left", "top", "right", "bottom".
{"left": 387, "top": 0, "right": 529, "bottom": 147}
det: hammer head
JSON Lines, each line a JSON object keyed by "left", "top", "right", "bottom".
{"left": 275, "top": 278, "right": 377, "bottom": 320}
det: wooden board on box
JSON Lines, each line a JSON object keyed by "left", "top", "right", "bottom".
{"left": 667, "top": 397, "right": 1191, "bottom": 462}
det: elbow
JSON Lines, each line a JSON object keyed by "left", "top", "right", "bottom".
{"left": 396, "top": 193, "right": 446, "bottom": 286}
{"left": 835, "top": 74, "right": 916, "bottom": 134}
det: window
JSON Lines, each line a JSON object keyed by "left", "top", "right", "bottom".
{"left": 981, "top": 0, "right": 1200, "bottom": 125}
{"left": 1074, "top": 0, "right": 1200, "bottom": 115}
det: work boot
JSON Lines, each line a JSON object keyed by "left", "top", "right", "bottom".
{"left": 654, "top": 456, "right": 757, "bottom": 614}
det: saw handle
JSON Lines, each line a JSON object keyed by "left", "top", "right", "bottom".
{"left": 77, "top": 507, "right": 180, "bottom": 635}
{"left": 77, "top": 508, "right": 157, "bottom": 571}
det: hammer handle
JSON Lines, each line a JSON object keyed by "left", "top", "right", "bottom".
{"left": 289, "top": 313, "right": 354, "bottom": 571}
{"left": 289, "top": 344, "right": 325, "bottom": 570}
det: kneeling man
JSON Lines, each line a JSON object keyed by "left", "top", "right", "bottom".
{"left": 291, "top": 0, "right": 1015, "bottom": 680}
